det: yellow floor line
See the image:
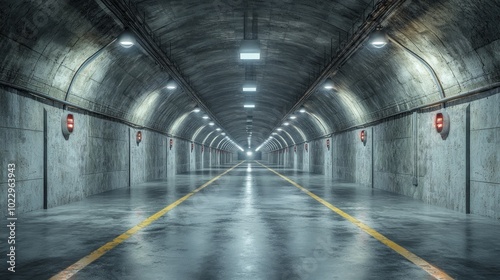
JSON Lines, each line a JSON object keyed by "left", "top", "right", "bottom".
{"left": 49, "top": 161, "right": 245, "bottom": 280}
{"left": 256, "top": 161, "right": 454, "bottom": 280}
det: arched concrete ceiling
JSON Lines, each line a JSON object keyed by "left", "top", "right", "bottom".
{"left": 0, "top": 0, "right": 499, "bottom": 151}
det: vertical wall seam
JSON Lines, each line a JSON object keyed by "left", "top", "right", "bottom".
{"left": 465, "top": 105, "right": 471, "bottom": 214}
{"left": 43, "top": 108, "right": 48, "bottom": 209}
{"left": 413, "top": 112, "right": 418, "bottom": 186}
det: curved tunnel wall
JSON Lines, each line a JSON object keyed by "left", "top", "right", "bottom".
{"left": 0, "top": 0, "right": 499, "bottom": 220}
{"left": 263, "top": 0, "right": 500, "bottom": 219}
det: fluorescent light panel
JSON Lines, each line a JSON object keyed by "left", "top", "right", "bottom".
{"left": 240, "top": 53, "right": 260, "bottom": 60}
{"left": 239, "top": 40, "right": 261, "bottom": 60}
{"left": 243, "top": 104, "right": 255, "bottom": 108}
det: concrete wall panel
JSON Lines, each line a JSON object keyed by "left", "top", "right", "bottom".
{"left": 470, "top": 92, "right": 500, "bottom": 219}
{"left": 332, "top": 129, "right": 372, "bottom": 185}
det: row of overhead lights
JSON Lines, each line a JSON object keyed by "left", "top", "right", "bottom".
{"left": 259, "top": 27, "right": 453, "bottom": 152}
{"left": 118, "top": 30, "right": 179, "bottom": 91}
{"left": 240, "top": 37, "right": 261, "bottom": 151}
{"left": 120, "top": 30, "right": 240, "bottom": 149}
{"left": 255, "top": 106, "right": 307, "bottom": 151}
{"left": 192, "top": 105, "right": 244, "bottom": 150}
{"left": 240, "top": 41, "right": 260, "bottom": 109}
{"left": 259, "top": 27, "right": 388, "bottom": 151}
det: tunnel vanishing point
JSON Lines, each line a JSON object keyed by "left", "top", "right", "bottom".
{"left": 1, "top": 0, "right": 500, "bottom": 279}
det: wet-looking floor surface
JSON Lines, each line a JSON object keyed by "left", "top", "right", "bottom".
{"left": 1, "top": 161, "right": 500, "bottom": 279}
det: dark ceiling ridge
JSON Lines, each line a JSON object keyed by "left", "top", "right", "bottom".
{"left": 269, "top": 0, "right": 405, "bottom": 142}
{"left": 98, "top": 0, "right": 233, "bottom": 142}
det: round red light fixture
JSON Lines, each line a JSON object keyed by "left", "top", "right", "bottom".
{"left": 360, "top": 130, "right": 367, "bottom": 144}
{"left": 61, "top": 113, "right": 74, "bottom": 138}
{"left": 136, "top": 131, "right": 142, "bottom": 144}
{"left": 435, "top": 111, "right": 450, "bottom": 139}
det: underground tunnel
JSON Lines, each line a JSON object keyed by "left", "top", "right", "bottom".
{"left": 0, "top": 0, "right": 500, "bottom": 279}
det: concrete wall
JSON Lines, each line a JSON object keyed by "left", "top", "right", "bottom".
{"left": 311, "top": 139, "right": 325, "bottom": 174}
{"left": 130, "top": 129, "right": 167, "bottom": 185}
{"left": 176, "top": 139, "right": 190, "bottom": 174}
{"left": 1, "top": 89, "right": 44, "bottom": 215}
{"left": 263, "top": 89, "right": 500, "bottom": 220}
{"left": 332, "top": 128, "right": 373, "bottom": 185}
{"left": 0, "top": 88, "right": 236, "bottom": 215}
{"left": 467, "top": 91, "right": 499, "bottom": 218}
{"left": 0, "top": 88, "right": 129, "bottom": 215}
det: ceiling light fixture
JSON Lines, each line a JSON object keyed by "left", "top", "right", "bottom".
{"left": 289, "top": 115, "right": 297, "bottom": 120}
{"left": 202, "top": 115, "right": 209, "bottom": 119}
{"left": 369, "top": 27, "right": 388, "bottom": 48}
{"left": 299, "top": 106, "right": 306, "bottom": 113}
{"left": 166, "top": 80, "right": 177, "bottom": 90}
{"left": 208, "top": 122, "right": 215, "bottom": 126}
{"left": 239, "top": 40, "right": 260, "bottom": 60}
{"left": 244, "top": 104, "right": 255, "bottom": 108}
{"left": 118, "top": 30, "right": 135, "bottom": 48}
{"left": 242, "top": 81, "right": 257, "bottom": 92}
{"left": 323, "top": 78, "right": 335, "bottom": 90}
{"left": 193, "top": 106, "right": 201, "bottom": 113}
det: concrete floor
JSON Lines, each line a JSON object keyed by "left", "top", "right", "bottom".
{"left": 1, "top": 161, "right": 500, "bottom": 279}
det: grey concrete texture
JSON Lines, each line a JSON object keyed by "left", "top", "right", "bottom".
{"left": 45, "top": 105, "right": 129, "bottom": 209}
{"left": 265, "top": 89, "right": 499, "bottom": 220}
{"left": 0, "top": 87, "right": 235, "bottom": 215}
{"left": 130, "top": 129, "right": 167, "bottom": 186}
{"left": 0, "top": 89, "right": 44, "bottom": 216}
{"left": 469, "top": 91, "right": 500, "bottom": 218}
{"left": 416, "top": 105, "right": 467, "bottom": 213}
{"left": 0, "top": 0, "right": 224, "bottom": 148}
{"left": 3, "top": 0, "right": 500, "bottom": 148}
{"left": 332, "top": 129, "right": 372, "bottom": 186}
{"left": 303, "top": 0, "right": 500, "bottom": 136}
{"left": 2, "top": 163, "right": 500, "bottom": 279}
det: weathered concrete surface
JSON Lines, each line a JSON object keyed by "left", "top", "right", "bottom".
{"left": 130, "top": 129, "right": 167, "bottom": 186}
{"left": 469, "top": 90, "right": 500, "bottom": 219}
{"left": 1, "top": 87, "right": 235, "bottom": 215}
{"left": 332, "top": 128, "right": 372, "bottom": 186}
{"left": 374, "top": 114, "right": 417, "bottom": 198}
{"left": 417, "top": 105, "right": 468, "bottom": 213}
{"left": 0, "top": 88, "right": 44, "bottom": 215}
{"left": 310, "top": 138, "right": 326, "bottom": 174}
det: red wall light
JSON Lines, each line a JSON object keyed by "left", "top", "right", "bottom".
{"left": 61, "top": 113, "right": 74, "bottom": 138}
{"left": 360, "top": 130, "right": 367, "bottom": 144}
{"left": 435, "top": 111, "right": 450, "bottom": 139}
{"left": 435, "top": 113, "right": 444, "bottom": 132}
{"left": 136, "top": 131, "right": 142, "bottom": 144}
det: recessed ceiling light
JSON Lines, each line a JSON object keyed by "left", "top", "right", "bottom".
{"left": 244, "top": 104, "right": 255, "bottom": 108}
{"left": 239, "top": 40, "right": 261, "bottom": 60}
{"left": 166, "top": 80, "right": 177, "bottom": 90}
{"left": 242, "top": 81, "right": 257, "bottom": 92}
{"left": 208, "top": 122, "right": 215, "bottom": 126}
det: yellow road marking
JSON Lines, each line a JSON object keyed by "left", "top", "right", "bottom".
{"left": 256, "top": 161, "right": 454, "bottom": 280}
{"left": 50, "top": 161, "right": 245, "bottom": 280}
